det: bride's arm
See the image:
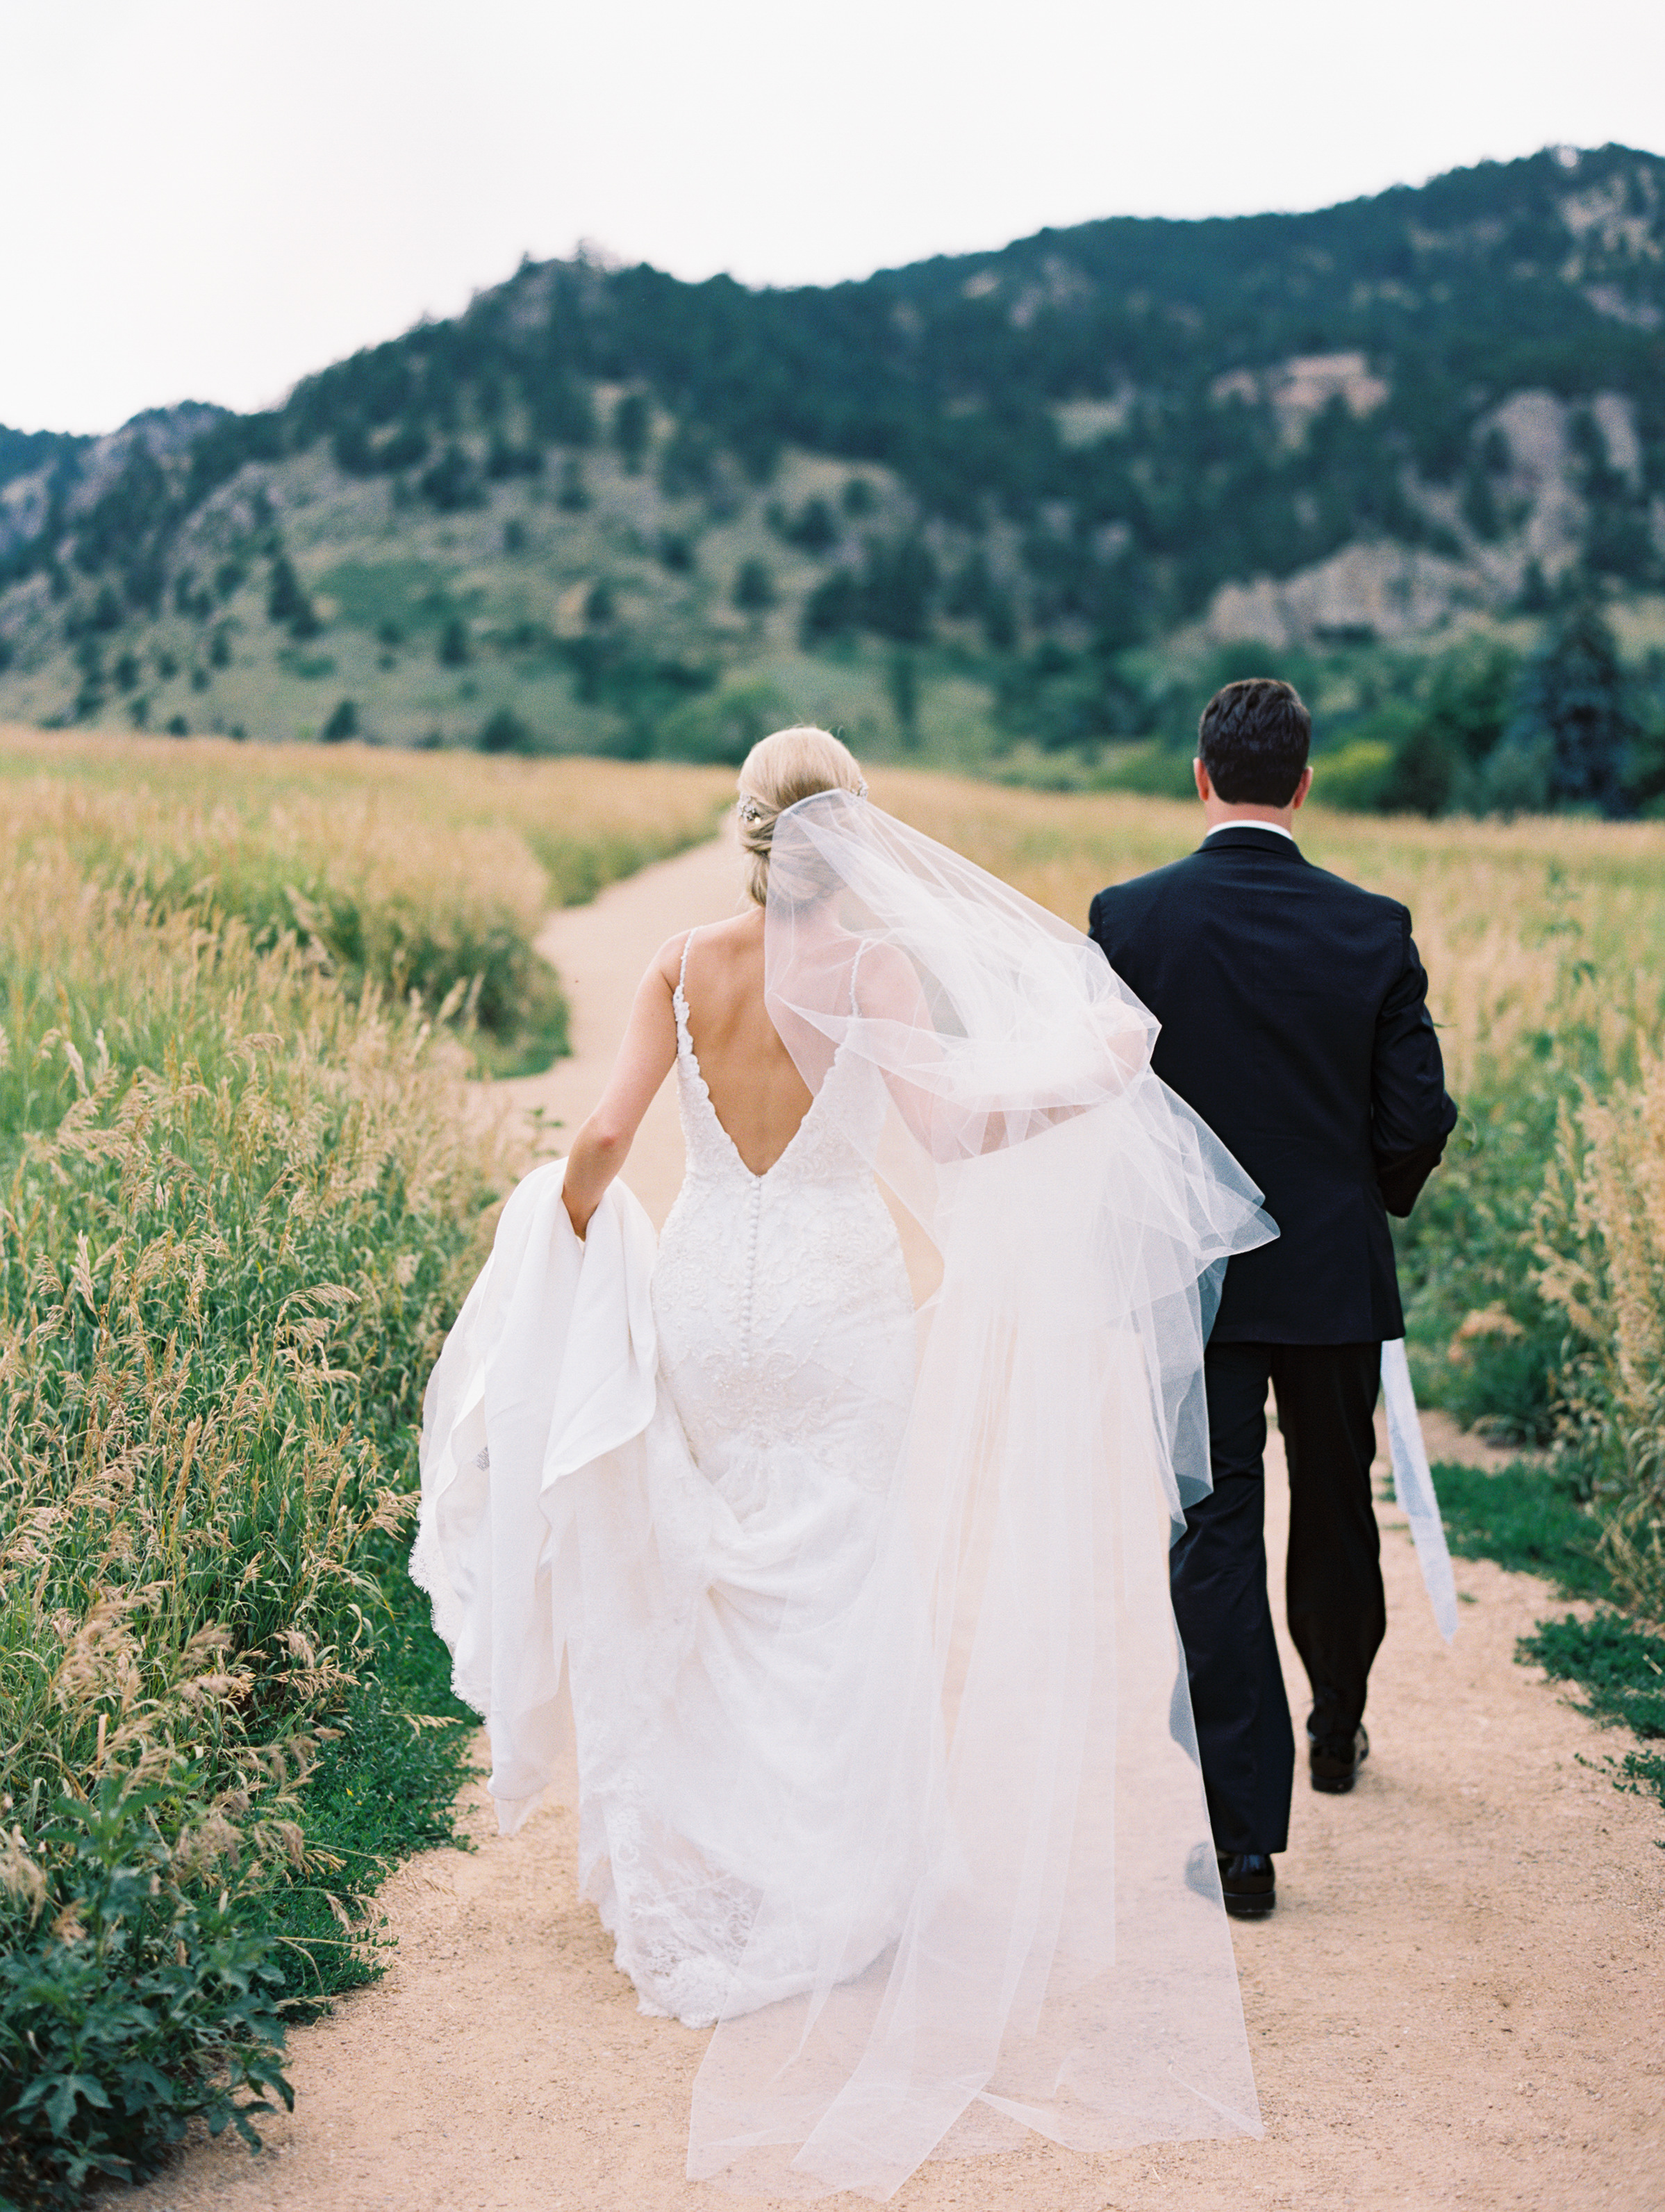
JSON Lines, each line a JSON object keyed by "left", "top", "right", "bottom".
{"left": 561, "top": 941, "right": 681, "bottom": 1239}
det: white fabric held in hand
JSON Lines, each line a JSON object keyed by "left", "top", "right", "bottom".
{"left": 1380, "top": 1337, "right": 1459, "bottom": 1643}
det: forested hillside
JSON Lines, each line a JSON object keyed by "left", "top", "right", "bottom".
{"left": 1, "top": 142, "right": 1662, "bottom": 801}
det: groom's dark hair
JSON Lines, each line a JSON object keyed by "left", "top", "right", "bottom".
{"left": 1198, "top": 679, "right": 1311, "bottom": 805}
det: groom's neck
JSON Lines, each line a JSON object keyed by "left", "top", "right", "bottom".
{"left": 1201, "top": 800, "right": 1300, "bottom": 834}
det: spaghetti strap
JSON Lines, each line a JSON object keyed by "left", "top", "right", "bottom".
{"left": 678, "top": 927, "right": 698, "bottom": 995}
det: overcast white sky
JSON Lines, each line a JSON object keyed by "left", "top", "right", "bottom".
{"left": 4, "top": 0, "right": 1662, "bottom": 436}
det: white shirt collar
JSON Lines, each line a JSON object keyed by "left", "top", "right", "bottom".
{"left": 1204, "top": 819, "right": 1295, "bottom": 843}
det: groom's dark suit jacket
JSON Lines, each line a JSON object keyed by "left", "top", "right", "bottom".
{"left": 1088, "top": 825, "right": 1457, "bottom": 1344}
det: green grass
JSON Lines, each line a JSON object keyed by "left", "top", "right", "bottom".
{"left": 1432, "top": 1458, "right": 1611, "bottom": 1599}
{"left": 318, "top": 557, "right": 462, "bottom": 638}
{"left": 1427, "top": 1456, "right": 1665, "bottom": 1817}
{"left": 1518, "top": 1612, "right": 1665, "bottom": 1819}
{"left": 263, "top": 1564, "right": 480, "bottom": 2010}
{"left": 1520, "top": 1612, "right": 1665, "bottom": 1738}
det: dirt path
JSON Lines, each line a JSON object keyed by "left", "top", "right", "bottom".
{"left": 131, "top": 838, "right": 1664, "bottom": 2212}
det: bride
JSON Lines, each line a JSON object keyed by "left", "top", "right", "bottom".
{"left": 413, "top": 727, "right": 1275, "bottom": 2199}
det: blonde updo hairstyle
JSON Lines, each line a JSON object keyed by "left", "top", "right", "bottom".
{"left": 736, "top": 726, "right": 866, "bottom": 906}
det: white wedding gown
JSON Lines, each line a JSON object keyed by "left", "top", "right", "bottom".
{"left": 414, "top": 792, "right": 1279, "bottom": 2199}
{"left": 590, "top": 939, "right": 920, "bottom": 2022}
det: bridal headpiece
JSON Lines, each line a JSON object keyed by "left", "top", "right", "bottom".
{"left": 740, "top": 779, "right": 865, "bottom": 826}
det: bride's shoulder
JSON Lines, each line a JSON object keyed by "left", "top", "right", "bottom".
{"left": 647, "top": 932, "right": 692, "bottom": 993}
{"left": 647, "top": 915, "right": 754, "bottom": 993}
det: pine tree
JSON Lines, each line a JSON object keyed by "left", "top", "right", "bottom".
{"left": 613, "top": 392, "right": 652, "bottom": 474}
{"left": 886, "top": 650, "right": 920, "bottom": 746}
{"left": 478, "top": 707, "right": 533, "bottom": 754}
{"left": 267, "top": 554, "right": 321, "bottom": 640}
{"left": 733, "top": 559, "right": 775, "bottom": 614}
{"left": 1500, "top": 599, "right": 1634, "bottom": 816}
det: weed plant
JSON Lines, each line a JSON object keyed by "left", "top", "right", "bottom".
{"left": 0, "top": 791, "right": 517, "bottom": 2198}
{"left": 1432, "top": 1459, "right": 1665, "bottom": 1810}
{"left": 1534, "top": 1043, "right": 1665, "bottom": 1619}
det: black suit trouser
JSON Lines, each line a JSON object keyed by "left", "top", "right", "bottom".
{"left": 1170, "top": 1341, "right": 1386, "bottom": 1857}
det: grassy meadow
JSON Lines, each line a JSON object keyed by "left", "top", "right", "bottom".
{"left": 3, "top": 730, "right": 1664, "bottom": 2200}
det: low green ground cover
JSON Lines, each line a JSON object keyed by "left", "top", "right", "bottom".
{"left": 255, "top": 1569, "right": 479, "bottom": 2013}
{"left": 1432, "top": 1458, "right": 1610, "bottom": 1599}
{"left": 1432, "top": 1458, "right": 1665, "bottom": 1816}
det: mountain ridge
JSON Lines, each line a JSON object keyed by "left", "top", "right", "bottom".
{"left": 1, "top": 142, "right": 1661, "bottom": 770}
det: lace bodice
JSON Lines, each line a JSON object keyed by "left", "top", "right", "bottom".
{"left": 652, "top": 942, "right": 911, "bottom": 1483}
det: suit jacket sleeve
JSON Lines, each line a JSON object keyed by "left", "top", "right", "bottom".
{"left": 1087, "top": 889, "right": 1109, "bottom": 951}
{"left": 1371, "top": 919, "right": 1459, "bottom": 1219}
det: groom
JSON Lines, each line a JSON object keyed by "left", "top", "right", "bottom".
{"left": 1088, "top": 678, "right": 1457, "bottom": 1920}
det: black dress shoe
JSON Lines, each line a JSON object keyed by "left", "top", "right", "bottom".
{"left": 1216, "top": 1851, "right": 1276, "bottom": 1920}
{"left": 1309, "top": 1724, "right": 1370, "bottom": 1794}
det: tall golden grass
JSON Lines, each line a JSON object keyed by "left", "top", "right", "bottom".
{"left": 0, "top": 823, "right": 513, "bottom": 1836}
{"left": 0, "top": 729, "right": 733, "bottom": 903}
{"left": 0, "top": 738, "right": 734, "bottom": 2193}
{"left": 0, "top": 732, "right": 733, "bottom": 1073}
{"left": 0, "top": 741, "right": 722, "bottom": 1892}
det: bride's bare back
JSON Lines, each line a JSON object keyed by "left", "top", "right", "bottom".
{"left": 674, "top": 914, "right": 813, "bottom": 1176}
{"left": 561, "top": 903, "right": 813, "bottom": 1234}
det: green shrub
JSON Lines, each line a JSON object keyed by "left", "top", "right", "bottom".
{"left": 0, "top": 1772, "right": 292, "bottom": 2207}
{"left": 1313, "top": 736, "right": 1395, "bottom": 811}
{"left": 732, "top": 558, "right": 776, "bottom": 613}
{"left": 1093, "top": 740, "right": 1198, "bottom": 800}
{"left": 653, "top": 680, "right": 793, "bottom": 768}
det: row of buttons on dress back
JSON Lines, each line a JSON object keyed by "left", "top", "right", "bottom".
{"left": 672, "top": 977, "right": 762, "bottom": 1364}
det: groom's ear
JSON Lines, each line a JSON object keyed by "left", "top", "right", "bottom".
{"left": 1193, "top": 757, "right": 1212, "bottom": 803}
{"left": 1291, "top": 765, "right": 1314, "bottom": 810}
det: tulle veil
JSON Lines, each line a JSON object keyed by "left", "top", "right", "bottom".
{"left": 686, "top": 789, "right": 1275, "bottom": 2197}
